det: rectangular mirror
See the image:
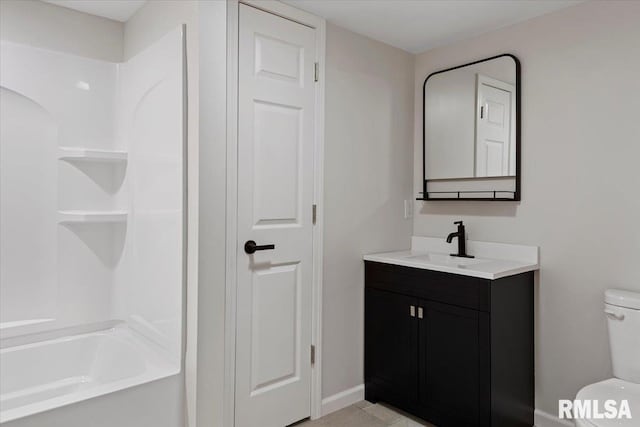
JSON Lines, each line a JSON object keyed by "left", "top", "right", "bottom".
{"left": 421, "top": 54, "right": 520, "bottom": 200}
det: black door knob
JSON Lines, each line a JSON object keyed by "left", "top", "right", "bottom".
{"left": 244, "top": 240, "right": 275, "bottom": 254}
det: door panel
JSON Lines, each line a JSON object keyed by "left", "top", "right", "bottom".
{"left": 475, "top": 75, "right": 514, "bottom": 177}
{"left": 250, "top": 263, "right": 301, "bottom": 393}
{"left": 253, "top": 101, "right": 302, "bottom": 225}
{"left": 419, "top": 300, "right": 480, "bottom": 426}
{"left": 255, "top": 34, "right": 303, "bottom": 83}
{"left": 365, "top": 288, "right": 418, "bottom": 405}
{"left": 236, "top": 4, "right": 316, "bottom": 427}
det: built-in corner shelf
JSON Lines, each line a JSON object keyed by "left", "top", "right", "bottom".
{"left": 58, "top": 147, "right": 128, "bottom": 163}
{"left": 58, "top": 210, "right": 128, "bottom": 224}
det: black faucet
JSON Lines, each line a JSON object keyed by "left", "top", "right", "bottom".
{"left": 446, "top": 221, "right": 474, "bottom": 258}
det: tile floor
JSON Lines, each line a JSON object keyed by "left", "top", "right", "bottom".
{"left": 295, "top": 401, "right": 436, "bottom": 427}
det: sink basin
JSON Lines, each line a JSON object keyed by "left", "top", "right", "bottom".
{"left": 364, "top": 237, "right": 539, "bottom": 280}
{"left": 403, "top": 253, "right": 488, "bottom": 268}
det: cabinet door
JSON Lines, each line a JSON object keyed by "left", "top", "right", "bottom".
{"left": 365, "top": 288, "right": 418, "bottom": 405}
{"left": 419, "top": 300, "right": 481, "bottom": 426}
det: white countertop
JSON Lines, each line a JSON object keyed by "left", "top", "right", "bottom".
{"left": 363, "top": 237, "right": 539, "bottom": 280}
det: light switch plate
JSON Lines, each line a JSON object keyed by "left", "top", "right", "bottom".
{"left": 404, "top": 200, "right": 413, "bottom": 219}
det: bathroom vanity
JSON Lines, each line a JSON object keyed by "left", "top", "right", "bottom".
{"left": 364, "top": 237, "right": 538, "bottom": 427}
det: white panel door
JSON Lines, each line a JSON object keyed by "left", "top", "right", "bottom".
{"left": 475, "top": 75, "right": 515, "bottom": 177}
{"left": 236, "top": 4, "right": 316, "bottom": 427}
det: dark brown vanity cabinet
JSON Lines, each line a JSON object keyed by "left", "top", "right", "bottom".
{"left": 365, "top": 261, "right": 534, "bottom": 427}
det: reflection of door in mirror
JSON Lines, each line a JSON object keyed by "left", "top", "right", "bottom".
{"left": 475, "top": 75, "right": 515, "bottom": 177}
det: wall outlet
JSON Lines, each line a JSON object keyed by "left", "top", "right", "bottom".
{"left": 404, "top": 200, "right": 413, "bottom": 219}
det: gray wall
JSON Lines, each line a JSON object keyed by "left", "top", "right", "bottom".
{"left": 413, "top": 0, "right": 640, "bottom": 415}
{"left": 195, "top": 1, "right": 228, "bottom": 426}
{"left": 0, "top": 0, "right": 123, "bottom": 62}
{"left": 322, "top": 23, "right": 415, "bottom": 398}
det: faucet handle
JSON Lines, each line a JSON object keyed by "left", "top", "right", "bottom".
{"left": 454, "top": 220, "right": 464, "bottom": 226}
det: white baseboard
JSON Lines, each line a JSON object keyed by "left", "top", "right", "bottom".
{"left": 535, "top": 409, "right": 574, "bottom": 427}
{"left": 320, "top": 384, "right": 364, "bottom": 416}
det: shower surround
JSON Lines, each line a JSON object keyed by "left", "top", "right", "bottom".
{"left": 0, "top": 27, "right": 185, "bottom": 426}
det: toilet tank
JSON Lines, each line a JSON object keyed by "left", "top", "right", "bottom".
{"left": 605, "top": 289, "right": 640, "bottom": 383}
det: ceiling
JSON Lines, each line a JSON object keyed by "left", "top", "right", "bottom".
{"left": 39, "top": 0, "right": 581, "bottom": 50}
{"left": 282, "top": 0, "right": 582, "bottom": 53}
{"left": 41, "top": 0, "right": 146, "bottom": 22}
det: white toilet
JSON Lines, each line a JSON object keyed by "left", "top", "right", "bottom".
{"left": 574, "top": 289, "right": 640, "bottom": 427}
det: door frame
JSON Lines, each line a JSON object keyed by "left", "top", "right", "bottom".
{"left": 225, "top": 1, "right": 326, "bottom": 425}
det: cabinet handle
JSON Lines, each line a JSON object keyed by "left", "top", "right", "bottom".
{"left": 410, "top": 305, "right": 416, "bottom": 317}
{"left": 418, "top": 307, "right": 424, "bottom": 319}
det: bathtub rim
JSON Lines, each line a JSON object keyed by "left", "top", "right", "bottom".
{"left": 0, "top": 322, "right": 180, "bottom": 423}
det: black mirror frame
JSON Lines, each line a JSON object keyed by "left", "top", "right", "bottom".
{"left": 420, "top": 53, "right": 521, "bottom": 201}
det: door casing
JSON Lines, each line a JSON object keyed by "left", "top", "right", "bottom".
{"left": 224, "top": 1, "right": 326, "bottom": 425}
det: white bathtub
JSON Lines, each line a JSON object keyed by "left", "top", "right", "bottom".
{"left": 0, "top": 324, "right": 179, "bottom": 424}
